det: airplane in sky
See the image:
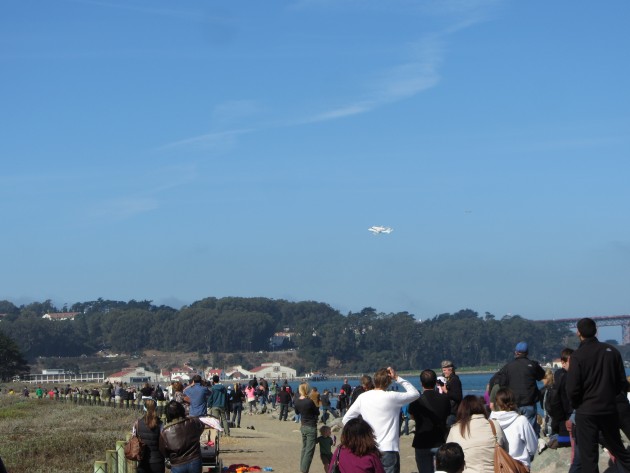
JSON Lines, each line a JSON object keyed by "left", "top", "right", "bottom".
{"left": 368, "top": 226, "right": 393, "bottom": 235}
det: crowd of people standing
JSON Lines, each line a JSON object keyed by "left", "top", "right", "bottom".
{"left": 5, "top": 317, "right": 628, "bottom": 473}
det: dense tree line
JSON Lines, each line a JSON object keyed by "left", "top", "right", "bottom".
{"left": 0, "top": 297, "right": 579, "bottom": 377}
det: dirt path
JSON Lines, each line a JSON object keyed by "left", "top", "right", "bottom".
{"left": 218, "top": 410, "right": 418, "bottom": 473}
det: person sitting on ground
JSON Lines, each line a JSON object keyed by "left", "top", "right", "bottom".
{"left": 329, "top": 417, "right": 384, "bottom": 473}
{"left": 435, "top": 442, "right": 466, "bottom": 473}
{"left": 489, "top": 388, "right": 537, "bottom": 470}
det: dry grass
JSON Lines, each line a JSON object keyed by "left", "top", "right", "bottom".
{"left": 0, "top": 395, "right": 138, "bottom": 473}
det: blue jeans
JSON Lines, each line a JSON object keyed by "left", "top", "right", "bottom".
{"left": 381, "top": 451, "right": 400, "bottom": 473}
{"left": 231, "top": 403, "right": 242, "bottom": 427}
{"left": 321, "top": 406, "right": 330, "bottom": 424}
{"left": 171, "top": 457, "right": 202, "bottom": 473}
{"left": 415, "top": 447, "right": 439, "bottom": 473}
{"left": 518, "top": 405, "right": 539, "bottom": 437}
{"left": 300, "top": 425, "right": 317, "bottom": 473}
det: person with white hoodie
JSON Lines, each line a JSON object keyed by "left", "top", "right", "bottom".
{"left": 489, "top": 388, "right": 537, "bottom": 470}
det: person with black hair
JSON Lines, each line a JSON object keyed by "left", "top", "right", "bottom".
{"left": 435, "top": 443, "right": 465, "bottom": 473}
{"left": 159, "top": 400, "right": 223, "bottom": 473}
{"left": 566, "top": 317, "right": 630, "bottom": 472}
{"left": 208, "top": 375, "right": 230, "bottom": 436}
{"left": 408, "top": 369, "right": 451, "bottom": 473}
{"left": 184, "top": 375, "right": 210, "bottom": 417}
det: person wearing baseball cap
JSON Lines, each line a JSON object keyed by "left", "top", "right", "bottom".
{"left": 440, "top": 360, "right": 462, "bottom": 428}
{"left": 495, "top": 341, "right": 545, "bottom": 437}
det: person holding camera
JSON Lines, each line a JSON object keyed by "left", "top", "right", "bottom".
{"left": 343, "top": 366, "right": 420, "bottom": 473}
{"left": 440, "top": 360, "right": 462, "bottom": 428}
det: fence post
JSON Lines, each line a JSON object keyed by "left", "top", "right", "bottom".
{"left": 106, "top": 449, "right": 118, "bottom": 473}
{"left": 94, "top": 460, "right": 107, "bottom": 472}
{"left": 116, "top": 440, "right": 127, "bottom": 473}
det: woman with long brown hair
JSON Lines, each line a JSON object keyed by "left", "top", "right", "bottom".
{"left": 329, "top": 417, "right": 384, "bottom": 473}
{"left": 135, "top": 398, "right": 165, "bottom": 473}
{"left": 446, "top": 395, "right": 506, "bottom": 473}
{"left": 490, "top": 388, "right": 537, "bottom": 471}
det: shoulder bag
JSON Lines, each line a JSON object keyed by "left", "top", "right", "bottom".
{"left": 488, "top": 419, "right": 529, "bottom": 473}
{"left": 124, "top": 419, "right": 146, "bottom": 461}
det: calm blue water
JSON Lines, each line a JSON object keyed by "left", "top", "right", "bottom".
{"left": 283, "top": 373, "right": 493, "bottom": 408}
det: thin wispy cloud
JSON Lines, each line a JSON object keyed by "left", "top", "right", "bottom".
{"left": 159, "top": 129, "right": 253, "bottom": 151}
{"left": 304, "top": 36, "right": 442, "bottom": 124}
{"left": 161, "top": 1, "right": 491, "bottom": 148}
{"left": 86, "top": 163, "right": 198, "bottom": 220}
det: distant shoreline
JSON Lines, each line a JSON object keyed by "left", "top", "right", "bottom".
{"left": 316, "top": 369, "right": 497, "bottom": 381}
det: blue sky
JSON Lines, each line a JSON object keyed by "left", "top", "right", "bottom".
{"left": 1, "top": 1, "right": 629, "bottom": 331}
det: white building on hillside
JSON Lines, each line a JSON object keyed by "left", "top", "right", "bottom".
{"left": 250, "top": 362, "right": 297, "bottom": 381}
{"left": 108, "top": 367, "right": 160, "bottom": 385}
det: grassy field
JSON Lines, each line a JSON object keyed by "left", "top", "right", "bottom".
{"left": 0, "top": 394, "right": 138, "bottom": 473}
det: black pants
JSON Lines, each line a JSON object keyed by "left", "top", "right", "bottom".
{"left": 575, "top": 411, "right": 630, "bottom": 472}
{"left": 279, "top": 403, "right": 289, "bottom": 420}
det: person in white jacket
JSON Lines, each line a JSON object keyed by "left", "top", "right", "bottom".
{"left": 343, "top": 366, "right": 420, "bottom": 473}
{"left": 489, "top": 388, "right": 537, "bottom": 469}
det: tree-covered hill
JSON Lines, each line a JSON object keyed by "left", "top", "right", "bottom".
{"left": 0, "top": 297, "right": 578, "bottom": 376}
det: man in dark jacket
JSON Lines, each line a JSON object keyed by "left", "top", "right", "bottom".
{"left": 160, "top": 400, "right": 222, "bottom": 472}
{"left": 409, "top": 369, "right": 451, "bottom": 473}
{"left": 497, "top": 341, "right": 545, "bottom": 436}
{"left": 277, "top": 385, "right": 292, "bottom": 421}
{"left": 566, "top": 318, "right": 630, "bottom": 472}
{"left": 440, "top": 360, "right": 462, "bottom": 428}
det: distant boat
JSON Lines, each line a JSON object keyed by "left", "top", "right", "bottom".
{"left": 304, "top": 372, "right": 327, "bottom": 381}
